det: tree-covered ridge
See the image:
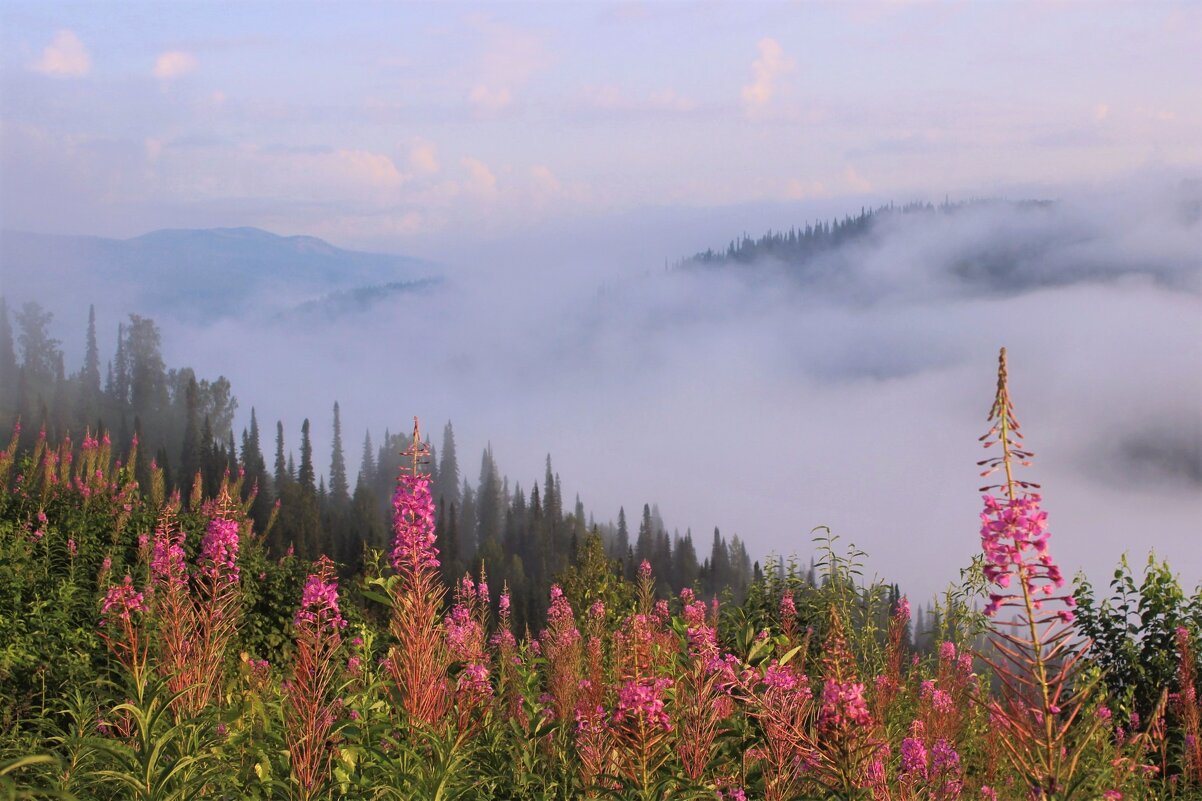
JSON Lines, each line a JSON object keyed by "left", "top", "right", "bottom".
{"left": 679, "top": 199, "right": 1054, "bottom": 272}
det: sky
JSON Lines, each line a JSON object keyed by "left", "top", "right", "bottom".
{"left": 1, "top": 2, "right": 1200, "bottom": 602}
{"left": 2, "top": 1, "right": 1200, "bottom": 257}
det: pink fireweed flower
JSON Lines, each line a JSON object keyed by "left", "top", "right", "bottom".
{"left": 200, "top": 517, "right": 240, "bottom": 584}
{"left": 458, "top": 662, "right": 493, "bottom": 697}
{"left": 498, "top": 589, "right": 511, "bottom": 613}
{"left": 295, "top": 569, "right": 348, "bottom": 630}
{"left": 819, "top": 678, "right": 871, "bottom": 730}
{"left": 390, "top": 472, "right": 438, "bottom": 573}
{"left": 615, "top": 677, "right": 674, "bottom": 731}
{"left": 680, "top": 589, "right": 716, "bottom": 655}
{"left": 151, "top": 524, "right": 188, "bottom": 592}
{"left": 444, "top": 602, "right": 480, "bottom": 661}
{"left": 100, "top": 575, "right": 147, "bottom": 626}
{"left": 779, "top": 591, "right": 797, "bottom": 620}
{"left": 638, "top": 560, "right": 652, "bottom": 581}
{"left": 979, "top": 493, "right": 1073, "bottom": 615}
{"left": 900, "top": 735, "right": 929, "bottom": 778}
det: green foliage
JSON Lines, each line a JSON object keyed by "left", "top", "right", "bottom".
{"left": 1074, "top": 553, "right": 1202, "bottom": 717}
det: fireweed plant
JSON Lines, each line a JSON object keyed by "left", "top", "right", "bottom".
{"left": 3, "top": 357, "right": 1202, "bottom": 800}
{"left": 974, "top": 348, "right": 1104, "bottom": 799}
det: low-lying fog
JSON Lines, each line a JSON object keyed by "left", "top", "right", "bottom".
{"left": 17, "top": 175, "right": 1202, "bottom": 602}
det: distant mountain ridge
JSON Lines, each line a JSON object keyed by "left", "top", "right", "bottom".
{"left": 0, "top": 226, "right": 440, "bottom": 321}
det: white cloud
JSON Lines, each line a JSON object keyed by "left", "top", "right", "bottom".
{"left": 530, "top": 165, "right": 561, "bottom": 194}
{"left": 153, "top": 51, "right": 198, "bottom": 80}
{"left": 784, "top": 178, "right": 829, "bottom": 200}
{"left": 31, "top": 30, "right": 91, "bottom": 77}
{"left": 584, "top": 84, "right": 696, "bottom": 114}
{"left": 144, "top": 137, "right": 164, "bottom": 163}
{"left": 741, "top": 37, "right": 792, "bottom": 113}
{"left": 843, "top": 166, "right": 873, "bottom": 192}
{"left": 463, "top": 16, "right": 549, "bottom": 114}
{"left": 408, "top": 139, "right": 440, "bottom": 175}
{"left": 468, "top": 84, "right": 513, "bottom": 112}
{"left": 461, "top": 156, "right": 498, "bottom": 197}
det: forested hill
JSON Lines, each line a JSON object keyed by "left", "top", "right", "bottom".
{"left": 0, "top": 227, "right": 439, "bottom": 321}
{"left": 679, "top": 199, "right": 1054, "bottom": 273}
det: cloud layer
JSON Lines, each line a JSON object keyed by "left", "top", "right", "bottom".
{"left": 127, "top": 176, "right": 1200, "bottom": 603}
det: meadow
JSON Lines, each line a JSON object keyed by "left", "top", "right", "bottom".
{"left": 1, "top": 349, "right": 1199, "bottom": 801}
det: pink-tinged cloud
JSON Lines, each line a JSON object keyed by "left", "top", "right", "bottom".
{"left": 31, "top": 30, "right": 91, "bottom": 77}
{"left": 741, "top": 37, "right": 791, "bottom": 113}
{"left": 153, "top": 51, "right": 198, "bottom": 80}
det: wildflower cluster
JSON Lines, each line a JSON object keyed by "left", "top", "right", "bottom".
{"left": 390, "top": 472, "right": 438, "bottom": 573}
{"left": 99, "top": 575, "right": 147, "bottom": 626}
{"left": 295, "top": 569, "right": 348, "bottom": 631}
{"left": 199, "top": 516, "right": 240, "bottom": 584}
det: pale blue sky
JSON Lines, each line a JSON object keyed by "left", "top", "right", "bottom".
{"left": 2, "top": 1, "right": 1199, "bottom": 256}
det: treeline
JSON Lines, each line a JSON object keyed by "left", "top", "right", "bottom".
{"left": 0, "top": 299, "right": 754, "bottom": 632}
{"left": 680, "top": 199, "right": 1053, "bottom": 270}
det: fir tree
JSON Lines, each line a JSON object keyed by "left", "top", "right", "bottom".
{"left": 179, "top": 377, "right": 202, "bottom": 500}
{"left": 437, "top": 421, "right": 460, "bottom": 509}
{"left": 0, "top": 298, "right": 17, "bottom": 419}
{"left": 476, "top": 444, "right": 503, "bottom": 548}
{"left": 329, "top": 402, "right": 349, "bottom": 504}
{"left": 299, "top": 419, "right": 316, "bottom": 493}
{"left": 275, "top": 420, "right": 288, "bottom": 490}
{"left": 77, "top": 304, "right": 102, "bottom": 424}
{"left": 357, "top": 430, "right": 375, "bottom": 488}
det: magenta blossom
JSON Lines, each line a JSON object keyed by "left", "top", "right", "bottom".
{"left": 295, "top": 569, "right": 347, "bottom": 630}
{"left": 615, "top": 677, "right": 674, "bottom": 731}
{"left": 390, "top": 473, "right": 439, "bottom": 573}
{"left": 200, "top": 517, "right": 240, "bottom": 584}
{"left": 100, "top": 575, "right": 147, "bottom": 626}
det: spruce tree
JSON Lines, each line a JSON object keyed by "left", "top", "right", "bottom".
{"left": 274, "top": 420, "right": 288, "bottom": 490}
{"left": 77, "top": 304, "right": 102, "bottom": 426}
{"left": 299, "top": 419, "right": 316, "bottom": 493}
{"left": 613, "top": 506, "right": 630, "bottom": 563}
{"left": 329, "top": 402, "right": 349, "bottom": 504}
{"left": 0, "top": 299, "right": 17, "bottom": 419}
{"left": 357, "top": 430, "right": 375, "bottom": 488}
{"left": 437, "top": 421, "right": 460, "bottom": 508}
{"left": 636, "top": 504, "right": 654, "bottom": 564}
{"left": 476, "top": 444, "right": 503, "bottom": 548}
{"left": 179, "top": 377, "right": 202, "bottom": 500}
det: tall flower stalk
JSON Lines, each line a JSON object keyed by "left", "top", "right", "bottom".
{"left": 384, "top": 418, "right": 450, "bottom": 726}
{"left": 975, "top": 348, "right": 1100, "bottom": 799}
{"left": 283, "top": 556, "right": 347, "bottom": 800}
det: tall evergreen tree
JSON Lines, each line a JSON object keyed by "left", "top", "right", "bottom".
{"left": 274, "top": 420, "right": 288, "bottom": 490}
{"left": 357, "top": 430, "right": 376, "bottom": 489}
{"left": 613, "top": 506, "right": 630, "bottom": 563}
{"left": 0, "top": 299, "right": 17, "bottom": 419}
{"left": 299, "top": 419, "right": 316, "bottom": 493}
{"left": 241, "top": 408, "right": 272, "bottom": 529}
{"left": 476, "top": 444, "right": 503, "bottom": 548}
{"left": 77, "top": 304, "right": 102, "bottom": 425}
{"left": 636, "top": 503, "right": 655, "bottom": 563}
{"left": 111, "top": 321, "right": 129, "bottom": 407}
{"left": 436, "top": 421, "right": 460, "bottom": 509}
{"left": 179, "top": 377, "right": 202, "bottom": 500}
{"left": 329, "top": 402, "right": 349, "bottom": 504}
